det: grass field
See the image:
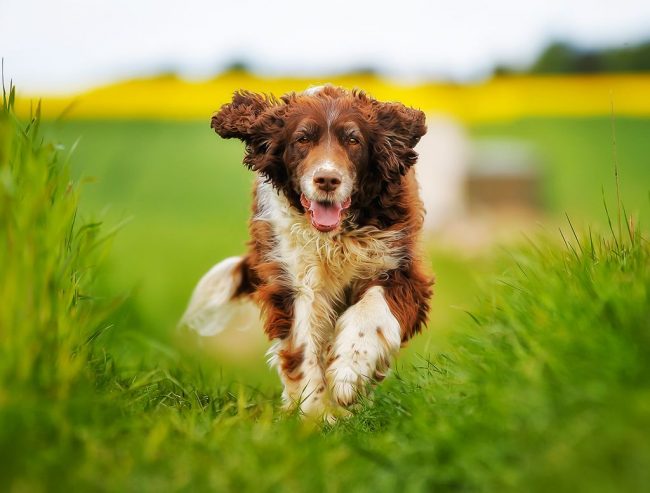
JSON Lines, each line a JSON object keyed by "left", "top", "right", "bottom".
{"left": 2, "top": 92, "right": 650, "bottom": 492}
{"left": 42, "top": 116, "right": 650, "bottom": 342}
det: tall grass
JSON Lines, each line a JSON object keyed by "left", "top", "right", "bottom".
{"left": 369, "top": 215, "right": 649, "bottom": 492}
{"left": 0, "top": 81, "right": 118, "bottom": 489}
{"left": 88, "top": 207, "right": 646, "bottom": 493}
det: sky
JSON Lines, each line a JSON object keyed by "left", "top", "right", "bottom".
{"left": 1, "top": 0, "right": 649, "bottom": 94}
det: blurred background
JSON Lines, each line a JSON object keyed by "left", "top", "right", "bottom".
{"left": 2, "top": 0, "right": 649, "bottom": 379}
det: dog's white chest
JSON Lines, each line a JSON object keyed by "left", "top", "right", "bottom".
{"left": 256, "top": 180, "right": 403, "bottom": 345}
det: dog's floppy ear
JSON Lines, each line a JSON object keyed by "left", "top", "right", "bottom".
{"left": 373, "top": 102, "right": 427, "bottom": 183}
{"left": 211, "top": 91, "right": 275, "bottom": 142}
{"left": 212, "top": 90, "right": 289, "bottom": 186}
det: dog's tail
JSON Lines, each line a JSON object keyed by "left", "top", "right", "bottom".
{"left": 180, "top": 256, "right": 260, "bottom": 336}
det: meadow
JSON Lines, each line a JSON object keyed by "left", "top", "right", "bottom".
{"left": 42, "top": 116, "right": 650, "bottom": 351}
{"left": 1, "top": 83, "right": 650, "bottom": 492}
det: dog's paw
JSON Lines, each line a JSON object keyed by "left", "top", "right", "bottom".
{"left": 327, "top": 286, "right": 401, "bottom": 406}
{"left": 329, "top": 364, "right": 361, "bottom": 407}
{"left": 323, "top": 405, "right": 353, "bottom": 425}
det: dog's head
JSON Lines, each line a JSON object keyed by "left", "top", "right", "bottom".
{"left": 211, "top": 85, "right": 426, "bottom": 232}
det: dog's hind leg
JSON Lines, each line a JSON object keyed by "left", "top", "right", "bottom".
{"left": 181, "top": 256, "right": 259, "bottom": 336}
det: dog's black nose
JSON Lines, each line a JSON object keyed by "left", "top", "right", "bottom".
{"left": 313, "top": 171, "right": 342, "bottom": 192}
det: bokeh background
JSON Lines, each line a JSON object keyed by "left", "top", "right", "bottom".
{"left": 3, "top": 0, "right": 649, "bottom": 378}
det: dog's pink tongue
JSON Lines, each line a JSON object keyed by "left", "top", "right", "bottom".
{"left": 310, "top": 202, "right": 343, "bottom": 227}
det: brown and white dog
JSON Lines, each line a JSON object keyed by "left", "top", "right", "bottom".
{"left": 182, "top": 85, "right": 433, "bottom": 420}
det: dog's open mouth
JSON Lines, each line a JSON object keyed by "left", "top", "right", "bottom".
{"left": 300, "top": 194, "right": 351, "bottom": 232}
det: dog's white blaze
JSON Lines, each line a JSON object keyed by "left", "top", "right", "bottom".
{"left": 257, "top": 179, "right": 404, "bottom": 415}
{"left": 328, "top": 286, "right": 401, "bottom": 406}
{"left": 181, "top": 256, "right": 259, "bottom": 336}
{"left": 315, "top": 160, "right": 338, "bottom": 173}
{"left": 300, "top": 160, "right": 354, "bottom": 206}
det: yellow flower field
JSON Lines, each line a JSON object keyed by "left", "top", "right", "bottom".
{"left": 15, "top": 72, "right": 650, "bottom": 123}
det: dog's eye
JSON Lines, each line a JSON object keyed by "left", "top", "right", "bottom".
{"left": 296, "top": 136, "right": 310, "bottom": 144}
{"left": 347, "top": 137, "right": 360, "bottom": 145}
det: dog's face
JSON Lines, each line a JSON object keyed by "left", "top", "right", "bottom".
{"left": 211, "top": 85, "right": 426, "bottom": 232}
{"left": 285, "top": 93, "right": 370, "bottom": 232}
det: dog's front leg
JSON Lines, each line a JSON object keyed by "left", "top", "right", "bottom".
{"left": 327, "top": 286, "right": 402, "bottom": 407}
{"left": 268, "top": 293, "right": 329, "bottom": 418}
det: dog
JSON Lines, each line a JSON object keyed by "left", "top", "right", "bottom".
{"left": 182, "top": 85, "right": 433, "bottom": 420}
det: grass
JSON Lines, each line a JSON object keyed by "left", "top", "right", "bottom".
{"left": 2, "top": 97, "right": 649, "bottom": 491}
{"left": 43, "top": 120, "right": 252, "bottom": 330}
{"left": 41, "top": 117, "right": 650, "bottom": 336}
{"left": 471, "top": 117, "right": 650, "bottom": 221}
{"left": 0, "top": 87, "right": 120, "bottom": 489}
